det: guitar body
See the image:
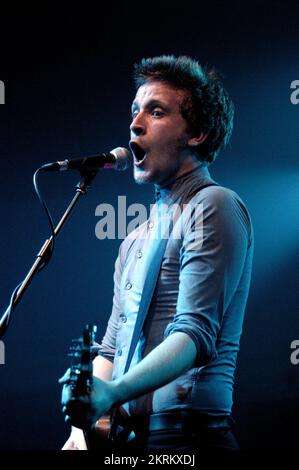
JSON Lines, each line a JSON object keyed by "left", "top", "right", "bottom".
{"left": 84, "top": 416, "right": 111, "bottom": 451}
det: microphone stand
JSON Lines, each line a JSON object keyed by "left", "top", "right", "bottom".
{"left": 0, "top": 169, "right": 98, "bottom": 339}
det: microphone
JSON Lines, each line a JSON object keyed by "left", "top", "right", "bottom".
{"left": 40, "top": 147, "right": 132, "bottom": 172}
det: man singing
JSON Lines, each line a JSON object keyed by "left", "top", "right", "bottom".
{"left": 61, "top": 55, "right": 254, "bottom": 459}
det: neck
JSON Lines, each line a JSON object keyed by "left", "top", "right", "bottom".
{"left": 154, "top": 163, "right": 212, "bottom": 203}
{"left": 155, "top": 160, "right": 206, "bottom": 192}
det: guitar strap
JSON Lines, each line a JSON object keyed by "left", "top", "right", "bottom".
{"left": 123, "top": 219, "right": 173, "bottom": 375}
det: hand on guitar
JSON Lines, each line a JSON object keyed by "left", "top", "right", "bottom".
{"left": 59, "top": 368, "right": 118, "bottom": 430}
{"left": 60, "top": 326, "right": 115, "bottom": 450}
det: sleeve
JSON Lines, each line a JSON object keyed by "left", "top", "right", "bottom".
{"left": 164, "top": 187, "right": 252, "bottom": 366}
{"left": 97, "top": 243, "right": 124, "bottom": 362}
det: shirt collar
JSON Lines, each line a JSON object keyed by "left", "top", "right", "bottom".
{"left": 154, "top": 165, "right": 217, "bottom": 205}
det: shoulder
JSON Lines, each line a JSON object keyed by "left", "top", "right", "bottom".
{"left": 194, "top": 184, "right": 240, "bottom": 205}
{"left": 192, "top": 184, "right": 249, "bottom": 213}
{"left": 190, "top": 184, "right": 253, "bottom": 234}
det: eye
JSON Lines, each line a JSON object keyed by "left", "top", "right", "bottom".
{"left": 131, "top": 110, "right": 139, "bottom": 120}
{"left": 151, "top": 108, "right": 164, "bottom": 118}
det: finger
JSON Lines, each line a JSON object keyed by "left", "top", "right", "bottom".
{"left": 62, "top": 401, "right": 94, "bottom": 430}
{"left": 59, "top": 368, "right": 71, "bottom": 384}
{"left": 61, "top": 385, "right": 73, "bottom": 407}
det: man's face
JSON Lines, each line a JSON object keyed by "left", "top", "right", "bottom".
{"left": 129, "top": 81, "right": 195, "bottom": 187}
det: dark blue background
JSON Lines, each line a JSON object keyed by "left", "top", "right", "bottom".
{"left": 0, "top": 0, "right": 298, "bottom": 452}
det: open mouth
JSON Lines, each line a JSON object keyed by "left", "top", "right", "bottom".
{"left": 129, "top": 141, "right": 146, "bottom": 163}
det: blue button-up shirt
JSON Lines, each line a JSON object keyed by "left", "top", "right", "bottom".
{"left": 98, "top": 166, "right": 254, "bottom": 417}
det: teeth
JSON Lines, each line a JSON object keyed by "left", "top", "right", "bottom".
{"left": 130, "top": 142, "right": 145, "bottom": 161}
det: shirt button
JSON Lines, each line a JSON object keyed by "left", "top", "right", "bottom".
{"left": 117, "top": 348, "right": 122, "bottom": 356}
{"left": 120, "top": 314, "right": 127, "bottom": 323}
{"left": 125, "top": 281, "right": 132, "bottom": 290}
{"left": 148, "top": 221, "right": 154, "bottom": 229}
{"left": 136, "top": 250, "right": 143, "bottom": 259}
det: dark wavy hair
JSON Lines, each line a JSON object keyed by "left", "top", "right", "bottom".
{"left": 133, "top": 55, "right": 234, "bottom": 165}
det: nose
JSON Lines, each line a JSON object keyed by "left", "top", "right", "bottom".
{"left": 130, "top": 113, "right": 145, "bottom": 137}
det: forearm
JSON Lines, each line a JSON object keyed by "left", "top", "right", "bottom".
{"left": 112, "top": 332, "right": 197, "bottom": 405}
{"left": 61, "top": 332, "right": 197, "bottom": 429}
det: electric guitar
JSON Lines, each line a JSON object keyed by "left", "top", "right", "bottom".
{"left": 67, "top": 323, "right": 133, "bottom": 451}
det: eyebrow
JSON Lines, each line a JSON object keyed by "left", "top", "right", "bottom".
{"left": 131, "top": 99, "right": 168, "bottom": 113}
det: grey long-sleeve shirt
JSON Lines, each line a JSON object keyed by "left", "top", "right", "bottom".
{"left": 98, "top": 166, "right": 254, "bottom": 417}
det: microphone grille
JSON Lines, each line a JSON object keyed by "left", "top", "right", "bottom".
{"left": 110, "top": 147, "right": 133, "bottom": 171}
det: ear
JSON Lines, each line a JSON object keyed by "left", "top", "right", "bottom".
{"left": 188, "top": 132, "right": 208, "bottom": 147}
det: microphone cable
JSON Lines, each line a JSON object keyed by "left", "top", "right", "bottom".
{"left": 0, "top": 168, "right": 56, "bottom": 337}
{"left": 33, "top": 167, "right": 56, "bottom": 271}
